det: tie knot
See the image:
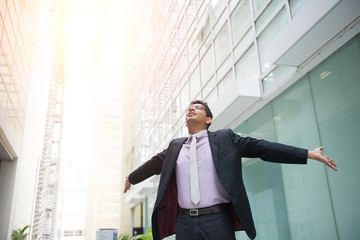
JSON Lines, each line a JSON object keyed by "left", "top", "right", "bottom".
{"left": 191, "top": 134, "right": 197, "bottom": 143}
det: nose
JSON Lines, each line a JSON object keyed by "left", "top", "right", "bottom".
{"left": 187, "top": 106, "right": 196, "bottom": 113}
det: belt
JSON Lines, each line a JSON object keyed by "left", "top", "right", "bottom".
{"left": 181, "top": 203, "right": 230, "bottom": 216}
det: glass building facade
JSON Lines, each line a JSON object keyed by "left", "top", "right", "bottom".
{"left": 123, "top": 0, "right": 360, "bottom": 239}
{"left": 234, "top": 35, "right": 360, "bottom": 240}
{"left": 1, "top": 0, "right": 64, "bottom": 239}
{"left": 0, "top": 0, "right": 37, "bottom": 139}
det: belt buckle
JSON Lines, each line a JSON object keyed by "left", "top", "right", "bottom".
{"left": 189, "top": 209, "right": 199, "bottom": 216}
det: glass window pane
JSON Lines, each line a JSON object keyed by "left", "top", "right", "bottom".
{"left": 262, "top": 66, "right": 296, "bottom": 92}
{"left": 186, "top": 1, "right": 196, "bottom": 30}
{"left": 202, "top": 76, "right": 215, "bottom": 99}
{"left": 0, "top": 76, "right": 9, "bottom": 109}
{"left": 211, "top": 0, "right": 226, "bottom": 19}
{"left": 180, "top": 69, "right": 188, "bottom": 87}
{"left": 2, "top": 32, "right": 14, "bottom": 67}
{"left": 189, "top": 67, "right": 201, "bottom": 99}
{"left": 235, "top": 44, "right": 261, "bottom": 91}
{"left": 180, "top": 81, "right": 190, "bottom": 112}
{"left": 289, "top": 0, "right": 309, "bottom": 18}
{"left": 217, "top": 70, "right": 233, "bottom": 97}
{"left": 252, "top": 0, "right": 270, "bottom": 17}
{"left": 214, "top": 22, "right": 231, "bottom": 66}
{"left": 308, "top": 35, "right": 360, "bottom": 240}
{"left": 179, "top": 48, "right": 188, "bottom": 77}
{"left": 234, "top": 77, "right": 339, "bottom": 240}
{"left": 257, "top": 7, "right": 288, "bottom": 73}
{"left": 172, "top": 94, "right": 181, "bottom": 122}
{"left": 255, "top": 0, "right": 283, "bottom": 32}
{"left": 204, "top": 88, "right": 217, "bottom": 107}
{"left": 272, "top": 78, "right": 337, "bottom": 240}
{"left": 171, "top": 63, "right": 180, "bottom": 95}
{"left": 198, "top": 9, "right": 211, "bottom": 47}
{"left": 200, "top": 46, "right": 214, "bottom": 83}
{"left": 230, "top": 0, "right": 251, "bottom": 44}
{"left": 188, "top": 30, "right": 198, "bottom": 61}
{"left": 200, "top": 34, "right": 211, "bottom": 57}
{"left": 234, "top": 105, "right": 290, "bottom": 240}
{"left": 233, "top": 33, "right": 360, "bottom": 240}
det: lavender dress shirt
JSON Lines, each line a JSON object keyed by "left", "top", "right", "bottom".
{"left": 176, "top": 129, "right": 230, "bottom": 209}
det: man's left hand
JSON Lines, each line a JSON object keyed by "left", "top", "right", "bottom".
{"left": 308, "top": 146, "right": 338, "bottom": 171}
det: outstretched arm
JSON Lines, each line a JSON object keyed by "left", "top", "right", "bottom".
{"left": 123, "top": 148, "right": 167, "bottom": 194}
{"left": 308, "top": 146, "right": 337, "bottom": 171}
{"left": 230, "top": 130, "right": 337, "bottom": 170}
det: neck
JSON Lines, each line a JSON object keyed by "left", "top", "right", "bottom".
{"left": 187, "top": 126, "right": 207, "bottom": 135}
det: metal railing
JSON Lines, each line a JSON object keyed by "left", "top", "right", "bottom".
{"left": 31, "top": 0, "right": 65, "bottom": 239}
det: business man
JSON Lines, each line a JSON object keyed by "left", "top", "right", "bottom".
{"left": 124, "top": 100, "right": 337, "bottom": 240}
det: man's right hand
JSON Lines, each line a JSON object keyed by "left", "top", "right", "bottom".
{"left": 124, "top": 175, "right": 131, "bottom": 193}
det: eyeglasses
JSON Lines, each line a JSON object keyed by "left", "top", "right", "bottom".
{"left": 187, "top": 104, "right": 204, "bottom": 112}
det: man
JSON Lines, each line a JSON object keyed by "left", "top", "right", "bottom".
{"left": 124, "top": 100, "right": 337, "bottom": 240}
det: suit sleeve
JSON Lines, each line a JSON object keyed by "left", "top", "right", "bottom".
{"left": 128, "top": 149, "right": 167, "bottom": 185}
{"left": 230, "top": 129, "right": 308, "bottom": 164}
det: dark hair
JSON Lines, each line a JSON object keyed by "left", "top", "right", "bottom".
{"left": 189, "top": 100, "right": 213, "bottom": 128}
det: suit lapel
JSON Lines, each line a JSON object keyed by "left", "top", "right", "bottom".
{"left": 208, "top": 131, "right": 219, "bottom": 169}
{"left": 166, "top": 137, "right": 187, "bottom": 172}
{"left": 156, "top": 137, "right": 187, "bottom": 206}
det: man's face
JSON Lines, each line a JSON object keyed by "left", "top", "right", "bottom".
{"left": 186, "top": 103, "right": 212, "bottom": 127}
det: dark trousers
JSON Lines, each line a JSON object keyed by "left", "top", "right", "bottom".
{"left": 175, "top": 211, "right": 236, "bottom": 240}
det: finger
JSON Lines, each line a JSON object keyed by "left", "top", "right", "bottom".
{"left": 324, "top": 154, "right": 336, "bottom": 166}
{"left": 124, "top": 183, "right": 129, "bottom": 193}
{"left": 321, "top": 153, "right": 335, "bottom": 165}
{"left": 316, "top": 147, "right": 337, "bottom": 171}
{"left": 327, "top": 159, "right": 338, "bottom": 171}
{"left": 320, "top": 153, "right": 329, "bottom": 163}
{"left": 329, "top": 159, "right": 337, "bottom": 167}
{"left": 329, "top": 164, "right": 338, "bottom": 171}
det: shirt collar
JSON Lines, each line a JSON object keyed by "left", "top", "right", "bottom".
{"left": 188, "top": 129, "right": 208, "bottom": 140}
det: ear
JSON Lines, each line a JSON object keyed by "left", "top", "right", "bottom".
{"left": 206, "top": 117, "right": 212, "bottom": 125}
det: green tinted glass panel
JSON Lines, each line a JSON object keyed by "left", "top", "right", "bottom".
{"left": 308, "top": 35, "right": 360, "bottom": 240}
{"left": 272, "top": 78, "right": 337, "bottom": 240}
{"left": 234, "top": 34, "right": 360, "bottom": 240}
{"left": 234, "top": 105, "right": 290, "bottom": 240}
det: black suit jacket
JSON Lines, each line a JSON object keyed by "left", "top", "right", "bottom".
{"left": 129, "top": 129, "right": 308, "bottom": 240}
